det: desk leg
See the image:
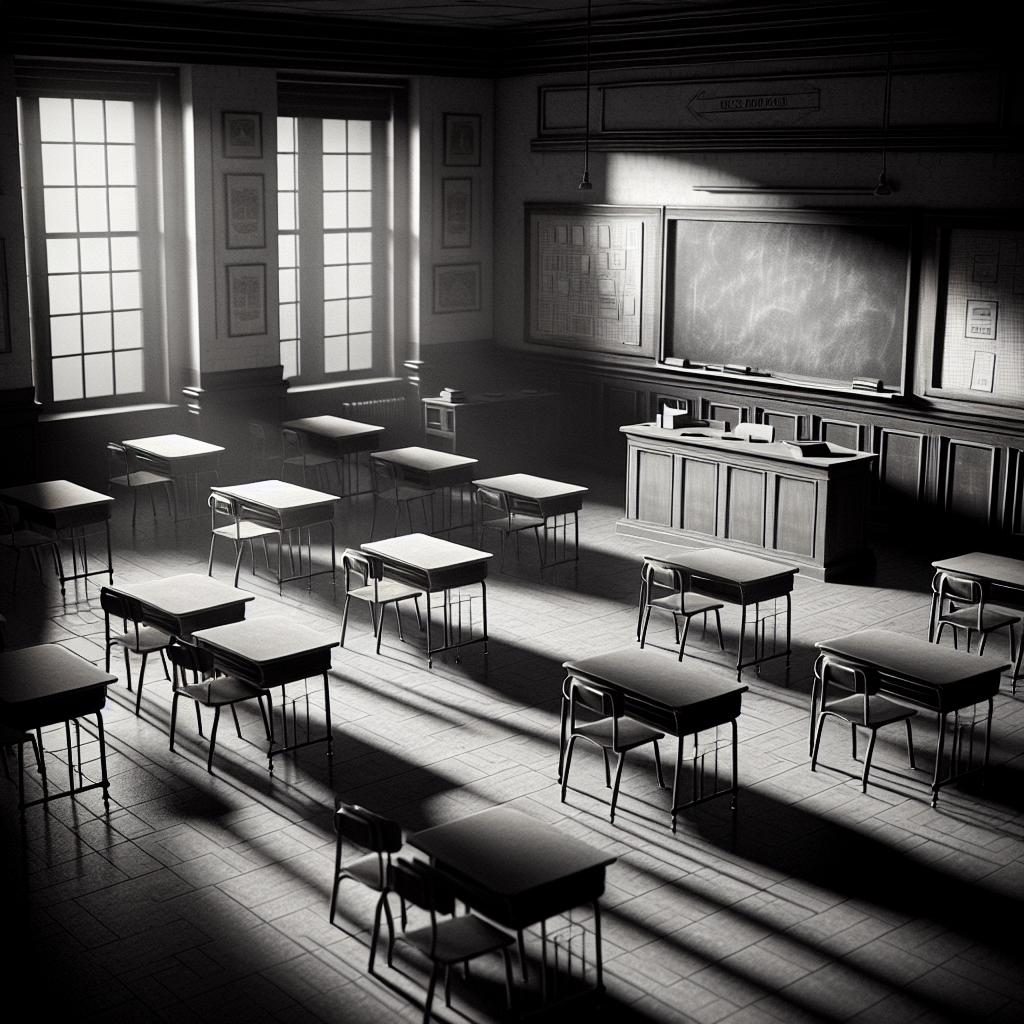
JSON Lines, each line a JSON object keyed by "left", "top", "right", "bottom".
{"left": 736, "top": 603, "right": 748, "bottom": 682}
{"left": 426, "top": 592, "right": 433, "bottom": 668}
{"left": 330, "top": 521, "right": 337, "bottom": 588}
{"left": 593, "top": 899, "right": 604, "bottom": 991}
{"left": 96, "top": 711, "right": 110, "bottom": 809}
{"left": 785, "top": 592, "right": 792, "bottom": 666}
{"left": 931, "top": 713, "right": 948, "bottom": 807}
{"left": 927, "top": 574, "right": 940, "bottom": 642}
{"left": 480, "top": 580, "right": 488, "bottom": 656}
{"left": 322, "top": 671, "right": 334, "bottom": 769}
{"left": 557, "top": 673, "right": 571, "bottom": 781}
{"left": 671, "top": 725, "right": 683, "bottom": 833}
{"left": 730, "top": 718, "right": 739, "bottom": 811}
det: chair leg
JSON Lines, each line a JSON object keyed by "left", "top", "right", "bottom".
{"left": 653, "top": 739, "right": 666, "bottom": 788}
{"left": 978, "top": 633, "right": 988, "bottom": 656}
{"left": 560, "top": 736, "right": 579, "bottom": 803}
{"left": 207, "top": 707, "right": 221, "bottom": 773}
{"left": 368, "top": 892, "right": 388, "bottom": 971}
{"left": 638, "top": 605, "right": 653, "bottom": 648}
{"left": 714, "top": 609, "right": 724, "bottom": 650}
{"left": 339, "top": 595, "right": 352, "bottom": 647}
{"left": 851, "top": 724, "right": 858, "bottom": 760}
{"left": 905, "top": 718, "right": 916, "bottom": 769}
{"left": 394, "top": 602, "right": 405, "bottom": 641}
{"left": 207, "top": 534, "right": 217, "bottom": 576}
{"left": 677, "top": 615, "right": 692, "bottom": 662}
{"left": 602, "top": 748, "right": 610, "bottom": 788}
{"left": 329, "top": 838, "right": 343, "bottom": 924}
{"left": 123, "top": 648, "right": 133, "bottom": 693}
{"left": 135, "top": 654, "right": 147, "bottom": 715}
{"left": 609, "top": 751, "right": 627, "bottom": 822}
{"left": 810, "top": 712, "right": 829, "bottom": 772}
{"left": 861, "top": 728, "right": 879, "bottom": 792}
{"left": 159, "top": 650, "right": 170, "bottom": 681}
{"left": 230, "top": 704, "right": 243, "bottom": 739}
{"left": 422, "top": 963, "right": 439, "bottom": 1024}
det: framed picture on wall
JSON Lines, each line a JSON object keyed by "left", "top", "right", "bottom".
{"left": 226, "top": 263, "right": 267, "bottom": 336}
{"left": 225, "top": 174, "right": 266, "bottom": 249}
{"left": 223, "top": 111, "right": 263, "bottom": 158}
{"left": 433, "top": 263, "right": 481, "bottom": 314}
{"left": 443, "top": 113, "right": 480, "bottom": 167}
{"left": 441, "top": 177, "right": 472, "bottom": 249}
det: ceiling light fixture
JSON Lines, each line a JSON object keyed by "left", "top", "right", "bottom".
{"left": 577, "top": 0, "right": 593, "bottom": 190}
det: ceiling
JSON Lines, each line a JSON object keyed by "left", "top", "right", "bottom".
{"left": 124, "top": 0, "right": 732, "bottom": 29}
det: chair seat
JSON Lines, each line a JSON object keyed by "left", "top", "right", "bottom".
{"left": 1, "top": 527, "right": 57, "bottom": 550}
{"left": 111, "top": 625, "right": 173, "bottom": 654}
{"left": 178, "top": 674, "right": 263, "bottom": 707}
{"left": 110, "top": 470, "right": 174, "bottom": 488}
{"left": 650, "top": 592, "right": 724, "bottom": 615}
{"left": 347, "top": 580, "right": 423, "bottom": 604}
{"left": 402, "top": 915, "right": 514, "bottom": 965}
{"left": 391, "top": 483, "right": 433, "bottom": 503}
{"left": 283, "top": 453, "right": 336, "bottom": 468}
{"left": 574, "top": 715, "right": 665, "bottom": 750}
{"left": 340, "top": 851, "right": 388, "bottom": 891}
{"left": 823, "top": 694, "right": 916, "bottom": 728}
{"left": 212, "top": 521, "right": 280, "bottom": 541}
{"left": 940, "top": 606, "right": 1019, "bottom": 630}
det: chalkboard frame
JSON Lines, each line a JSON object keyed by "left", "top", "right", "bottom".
{"left": 661, "top": 207, "right": 914, "bottom": 396}
{"left": 524, "top": 203, "right": 662, "bottom": 360}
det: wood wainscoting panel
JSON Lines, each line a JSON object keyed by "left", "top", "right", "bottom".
{"left": 722, "top": 466, "right": 767, "bottom": 546}
{"left": 876, "top": 427, "right": 927, "bottom": 503}
{"left": 773, "top": 474, "right": 818, "bottom": 558}
{"left": 635, "top": 447, "right": 675, "bottom": 526}
{"left": 679, "top": 455, "right": 719, "bottom": 536}
{"left": 940, "top": 438, "right": 1000, "bottom": 529}
{"left": 817, "top": 416, "right": 867, "bottom": 451}
{"left": 1009, "top": 449, "right": 1024, "bottom": 538}
{"left": 701, "top": 399, "right": 747, "bottom": 430}
{"left": 758, "top": 408, "right": 805, "bottom": 442}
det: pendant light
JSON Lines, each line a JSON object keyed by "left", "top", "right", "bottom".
{"left": 578, "top": 0, "right": 593, "bottom": 190}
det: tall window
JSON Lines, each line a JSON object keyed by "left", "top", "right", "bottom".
{"left": 19, "top": 90, "right": 161, "bottom": 408}
{"left": 276, "top": 115, "right": 383, "bottom": 383}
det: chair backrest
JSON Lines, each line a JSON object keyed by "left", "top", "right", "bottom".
{"left": 735, "top": 422, "right": 776, "bottom": 442}
{"left": 569, "top": 676, "right": 624, "bottom": 726}
{"left": 335, "top": 801, "right": 403, "bottom": 854}
{"left": 341, "top": 548, "right": 383, "bottom": 586}
{"left": 389, "top": 857, "right": 455, "bottom": 918}
{"left": 281, "top": 428, "right": 303, "bottom": 461}
{"left": 371, "top": 457, "right": 398, "bottom": 497}
{"left": 167, "top": 635, "right": 215, "bottom": 685}
{"left": 106, "top": 442, "right": 131, "bottom": 483}
{"left": 818, "top": 655, "right": 879, "bottom": 706}
{"left": 640, "top": 556, "right": 682, "bottom": 593}
{"left": 474, "top": 485, "right": 508, "bottom": 520}
{"left": 100, "top": 587, "right": 145, "bottom": 645}
{"left": 937, "top": 572, "right": 981, "bottom": 606}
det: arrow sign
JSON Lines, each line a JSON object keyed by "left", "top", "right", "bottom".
{"left": 688, "top": 88, "right": 820, "bottom": 118}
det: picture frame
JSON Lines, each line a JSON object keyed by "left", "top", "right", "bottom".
{"left": 0, "top": 239, "right": 10, "bottom": 355}
{"left": 225, "top": 174, "right": 266, "bottom": 249}
{"left": 441, "top": 177, "right": 473, "bottom": 249}
{"left": 226, "top": 263, "right": 267, "bottom": 336}
{"left": 965, "top": 298, "right": 998, "bottom": 340}
{"left": 443, "top": 113, "right": 481, "bottom": 167}
{"left": 433, "top": 263, "right": 481, "bottom": 314}
{"left": 223, "top": 111, "right": 263, "bottom": 159}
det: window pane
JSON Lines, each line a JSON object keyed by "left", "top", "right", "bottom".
{"left": 323, "top": 265, "right": 347, "bottom": 300}
{"left": 48, "top": 275, "right": 81, "bottom": 315}
{"left": 105, "top": 101, "right": 135, "bottom": 143}
{"left": 114, "top": 349, "right": 144, "bottom": 393}
{"left": 279, "top": 302, "right": 298, "bottom": 338}
{"left": 350, "top": 332, "right": 373, "bottom": 370}
{"left": 348, "top": 193, "right": 372, "bottom": 229}
{"left": 348, "top": 231, "right": 371, "bottom": 263}
{"left": 74, "top": 99, "right": 106, "bottom": 142}
{"left": 112, "top": 271, "right": 141, "bottom": 308}
{"left": 348, "top": 154, "right": 371, "bottom": 190}
{"left": 108, "top": 188, "right": 137, "bottom": 231}
{"left": 348, "top": 120, "right": 372, "bottom": 152}
{"left": 278, "top": 193, "right": 296, "bottom": 232}
{"left": 349, "top": 297, "right": 372, "bottom": 333}
{"left": 324, "top": 335, "right": 348, "bottom": 373}
{"left": 277, "top": 153, "right": 295, "bottom": 191}
{"left": 107, "top": 146, "right": 135, "bottom": 186}
{"left": 79, "top": 237, "right": 110, "bottom": 271}
{"left": 41, "top": 144, "right": 75, "bottom": 186}
{"left": 84, "top": 352, "right": 114, "bottom": 397}
{"left": 77, "top": 188, "right": 109, "bottom": 231}
{"left": 52, "top": 356, "right": 84, "bottom": 401}
{"left": 81, "top": 273, "right": 111, "bottom": 312}
{"left": 348, "top": 264, "right": 372, "bottom": 297}
{"left": 322, "top": 154, "right": 346, "bottom": 190}
{"left": 83, "top": 312, "right": 112, "bottom": 352}
{"left": 280, "top": 339, "right": 298, "bottom": 379}
{"left": 277, "top": 116, "right": 296, "bottom": 151}
{"left": 39, "top": 98, "right": 73, "bottom": 141}
{"left": 113, "top": 310, "right": 143, "bottom": 349}
{"left": 322, "top": 119, "right": 346, "bottom": 152}
{"left": 110, "top": 236, "right": 139, "bottom": 271}
{"left": 324, "top": 298, "right": 347, "bottom": 334}
{"left": 278, "top": 233, "right": 297, "bottom": 268}
{"left": 44, "top": 188, "right": 78, "bottom": 233}
{"left": 323, "top": 193, "right": 347, "bottom": 230}
{"left": 323, "top": 232, "right": 346, "bottom": 264}
{"left": 50, "top": 316, "right": 82, "bottom": 356}
{"left": 47, "top": 239, "right": 79, "bottom": 274}
{"left": 76, "top": 144, "right": 107, "bottom": 185}
{"left": 279, "top": 268, "right": 296, "bottom": 303}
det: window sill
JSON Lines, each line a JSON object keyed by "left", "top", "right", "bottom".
{"left": 286, "top": 377, "right": 401, "bottom": 395}
{"left": 39, "top": 402, "right": 178, "bottom": 424}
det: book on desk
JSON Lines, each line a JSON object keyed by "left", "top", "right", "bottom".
{"left": 781, "top": 440, "right": 832, "bottom": 458}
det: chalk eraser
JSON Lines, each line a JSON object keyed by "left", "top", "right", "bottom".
{"left": 852, "top": 377, "right": 884, "bottom": 391}
{"left": 725, "top": 364, "right": 751, "bottom": 374}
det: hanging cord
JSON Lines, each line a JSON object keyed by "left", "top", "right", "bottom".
{"left": 578, "top": 0, "right": 593, "bottom": 189}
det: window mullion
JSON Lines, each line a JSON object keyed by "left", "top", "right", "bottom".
{"left": 297, "top": 117, "right": 324, "bottom": 383}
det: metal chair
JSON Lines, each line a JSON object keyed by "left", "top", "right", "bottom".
{"left": 0, "top": 501, "right": 63, "bottom": 595}
{"left": 810, "top": 654, "right": 917, "bottom": 792}
{"left": 637, "top": 556, "right": 724, "bottom": 660}
{"left": 207, "top": 493, "right": 279, "bottom": 585}
{"left": 369, "top": 458, "right": 433, "bottom": 538}
{"left": 106, "top": 442, "right": 176, "bottom": 527}
{"left": 281, "top": 427, "right": 337, "bottom": 490}
{"left": 473, "top": 485, "right": 544, "bottom": 570}
{"left": 99, "top": 586, "right": 173, "bottom": 715}
{"left": 339, "top": 549, "right": 423, "bottom": 652}
{"left": 167, "top": 636, "right": 270, "bottom": 773}
{"left": 330, "top": 803, "right": 405, "bottom": 948}
{"left": 248, "top": 420, "right": 281, "bottom": 479}
{"left": 370, "top": 857, "right": 515, "bottom": 1023}
{"left": 560, "top": 676, "right": 666, "bottom": 822}
{"left": 933, "top": 571, "right": 1019, "bottom": 658}
{"left": 734, "top": 422, "right": 776, "bottom": 442}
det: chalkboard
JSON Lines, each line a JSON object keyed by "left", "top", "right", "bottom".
{"left": 664, "top": 210, "right": 911, "bottom": 390}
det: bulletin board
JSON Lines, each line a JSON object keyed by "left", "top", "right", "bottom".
{"left": 934, "top": 226, "right": 1024, "bottom": 404}
{"left": 525, "top": 204, "right": 662, "bottom": 358}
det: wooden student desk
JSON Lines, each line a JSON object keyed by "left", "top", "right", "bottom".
{"left": 644, "top": 547, "right": 799, "bottom": 680}
{"left": 103, "top": 573, "right": 254, "bottom": 639}
{"left": 561, "top": 647, "right": 747, "bottom": 830}
{"left": 122, "top": 434, "right": 224, "bottom": 517}
{"left": 0, "top": 644, "right": 117, "bottom": 814}
{"left": 814, "top": 629, "right": 1009, "bottom": 806}
{"left": 472, "top": 473, "right": 588, "bottom": 572}
{"left": 371, "top": 447, "right": 479, "bottom": 534}
{"left": 209, "top": 480, "right": 339, "bottom": 593}
{"left": 282, "top": 416, "right": 384, "bottom": 496}
{"left": 0, "top": 480, "right": 115, "bottom": 595}
{"left": 361, "top": 532, "right": 491, "bottom": 668}
{"left": 408, "top": 805, "right": 616, "bottom": 999}
{"left": 928, "top": 552, "right": 1024, "bottom": 685}
{"left": 192, "top": 615, "right": 338, "bottom": 773}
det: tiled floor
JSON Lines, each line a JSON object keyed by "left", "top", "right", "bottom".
{"left": 3, "top": 467, "right": 1023, "bottom": 1023}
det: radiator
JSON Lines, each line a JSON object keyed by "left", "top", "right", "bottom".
{"left": 339, "top": 395, "right": 408, "bottom": 428}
